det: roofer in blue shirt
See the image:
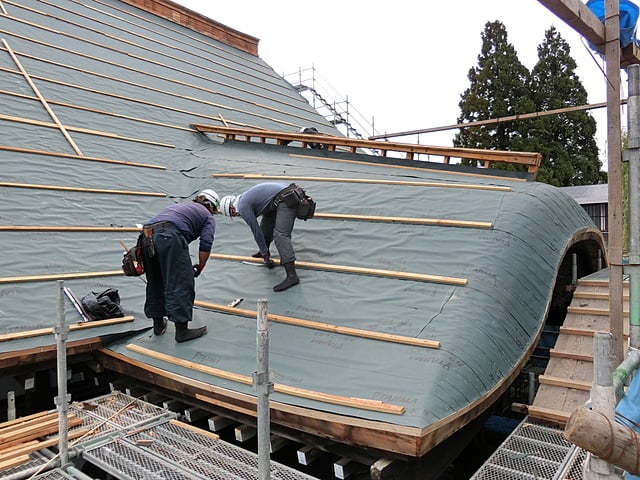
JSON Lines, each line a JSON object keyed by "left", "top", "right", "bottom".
{"left": 141, "top": 189, "right": 220, "bottom": 342}
{"left": 220, "top": 182, "right": 309, "bottom": 292}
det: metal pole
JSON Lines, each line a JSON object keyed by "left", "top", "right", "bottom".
{"left": 572, "top": 252, "right": 578, "bottom": 285}
{"left": 584, "top": 332, "right": 618, "bottom": 479}
{"left": 54, "top": 280, "right": 70, "bottom": 465}
{"left": 254, "top": 299, "right": 273, "bottom": 480}
{"left": 627, "top": 64, "right": 640, "bottom": 349}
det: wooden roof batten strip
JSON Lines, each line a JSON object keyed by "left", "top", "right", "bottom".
{"left": 213, "top": 173, "right": 513, "bottom": 192}
{"left": 0, "top": 182, "right": 165, "bottom": 197}
{"left": 211, "top": 254, "right": 468, "bottom": 286}
{"left": 0, "top": 317, "right": 134, "bottom": 342}
{"left": 2, "top": 38, "right": 83, "bottom": 156}
{"left": 126, "top": 343, "right": 406, "bottom": 415}
{"left": 194, "top": 300, "right": 441, "bottom": 349}
{"left": 193, "top": 125, "right": 542, "bottom": 176}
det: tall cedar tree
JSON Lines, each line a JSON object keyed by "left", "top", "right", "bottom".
{"left": 529, "top": 27, "right": 605, "bottom": 186}
{"left": 454, "top": 21, "right": 534, "bottom": 160}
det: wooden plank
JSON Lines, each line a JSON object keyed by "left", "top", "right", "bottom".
{"left": 0, "top": 226, "right": 140, "bottom": 232}
{"left": 192, "top": 125, "right": 541, "bottom": 171}
{"left": 0, "top": 144, "right": 165, "bottom": 170}
{"left": 290, "top": 153, "right": 528, "bottom": 182}
{"left": 0, "top": 412, "right": 58, "bottom": 436}
{"left": 210, "top": 253, "right": 468, "bottom": 286}
{"left": 0, "top": 316, "right": 134, "bottom": 342}
{"left": 0, "top": 428, "right": 90, "bottom": 461}
{"left": 538, "top": 375, "right": 591, "bottom": 391}
{"left": 0, "top": 181, "right": 165, "bottom": 197}
{"left": 194, "top": 300, "right": 440, "bottom": 349}
{"left": 567, "top": 306, "right": 629, "bottom": 316}
{"left": 0, "top": 454, "right": 30, "bottom": 471}
{"left": 212, "top": 173, "right": 512, "bottom": 192}
{"left": 313, "top": 212, "right": 493, "bottom": 229}
{"left": 0, "top": 269, "right": 123, "bottom": 285}
{"left": 549, "top": 349, "right": 593, "bottom": 362}
{"left": 126, "top": 343, "right": 405, "bottom": 415}
{"left": 0, "top": 411, "right": 52, "bottom": 430}
{"left": 0, "top": 416, "right": 83, "bottom": 449}
{"left": 527, "top": 404, "right": 571, "bottom": 425}
{"left": 168, "top": 419, "right": 219, "bottom": 440}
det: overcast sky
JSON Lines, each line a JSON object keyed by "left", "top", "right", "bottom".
{"left": 174, "top": 1, "right": 627, "bottom": 167}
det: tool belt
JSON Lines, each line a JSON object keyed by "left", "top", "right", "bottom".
{"left": 141, "top": 221, "right": 173, "bottom": 258}
{"left": 273, "top": 183, "right": 316, "bottom": 220}
{"left": 273, "top": 184, "right": 301, "bottom": 208}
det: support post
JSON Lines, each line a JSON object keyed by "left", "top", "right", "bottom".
{"left": 626, "top": 64, "right": 640, "bottom": 349}
{"left": 254, "top": 299, "right": 273, "bottom": 480}
{"left": 54, "top": 280, "right": 70, "bottom": 465}
{"left": 605, "top": 0, "right": 625, "bottom": 366}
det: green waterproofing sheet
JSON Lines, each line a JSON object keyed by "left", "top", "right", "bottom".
{"left": 0, "top": 0, "right": 602, "bottom": 435}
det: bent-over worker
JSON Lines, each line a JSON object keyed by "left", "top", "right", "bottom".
{"left": 142, "top": 189, "right": 219, "bottom": 342}
{"left": 220, "top": 182, "right": 305, "bottom": 292}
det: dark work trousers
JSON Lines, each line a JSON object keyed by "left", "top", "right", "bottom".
{"left": 143, "top": 224, "right": 195, "bottom": 324}
{"left": 260, "top": 202, "right": 297, "bottom": 264}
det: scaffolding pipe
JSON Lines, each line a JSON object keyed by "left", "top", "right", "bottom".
{"left": 627, "top": 64, "right": 640, "bottom": 349}
{"left": 583, "top": 332, "right": 618, "bottom": 479}
{"left": 54, "top": 279, "right": 70, "bottom": 466}
{"left": 254, "top": 298, "right": 273, "bottom": 480}
{"left": 613, "top": 348, "right": 640, "bottom": 396}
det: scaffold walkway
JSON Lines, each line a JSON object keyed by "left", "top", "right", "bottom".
{"left": 1, "top": 391, "right": 318, "bottom": 480}
{"left": 469, "top": 417, "right": 586, "bottom": 480}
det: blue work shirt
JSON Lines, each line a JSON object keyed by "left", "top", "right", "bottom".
{"left": 237, "top": 182, "right": 288, "bottom": 253}
{"left": 147, "top": 202, "right": 216, "bottom": 252}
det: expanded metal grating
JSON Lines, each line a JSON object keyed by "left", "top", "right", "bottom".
{"left": 470, "top": 417, "right": 587, "bottom": 480}
{"left": 73, "top": 391, "right": 317, "bottom": 480}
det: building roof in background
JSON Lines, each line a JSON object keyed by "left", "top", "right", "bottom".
{"left": 560, "top": 183, "right": 608, "bottom": 204}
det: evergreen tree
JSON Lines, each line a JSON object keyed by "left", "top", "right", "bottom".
{"left": 454, "top": 21, "right": 534, "bottom": 160}
{"left": 528, "top": 26, "right": 606, "bottom": 186}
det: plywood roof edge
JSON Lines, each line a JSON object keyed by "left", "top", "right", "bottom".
{"left": 119, "top": 0, "right": 260, "bottom": 56}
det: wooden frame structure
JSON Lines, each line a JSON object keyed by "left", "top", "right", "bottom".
{"left": 192, "top": 125, "right": 542, "bottom": 176}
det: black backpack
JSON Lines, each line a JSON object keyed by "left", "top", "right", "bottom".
{"left": 81, "top": 288, "right": 124, "bottom": 321}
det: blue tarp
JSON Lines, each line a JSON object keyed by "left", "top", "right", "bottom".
{"left": 616, "top": 371, "right": 640, "bottom": 479}
{"left": 587, "top": 0, "right": 640, "bottom": 48}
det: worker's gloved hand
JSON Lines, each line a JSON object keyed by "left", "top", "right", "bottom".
{"left": 193, "top": 264, "right": 202, "bottom": 277}
{"left": 262, "top": 253, "right": 275, "bottom": 269}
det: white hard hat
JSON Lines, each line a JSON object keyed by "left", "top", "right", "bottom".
{"left": 220, "top": 195, "right": 238, "bottom": 217}
{"left": 199, "top": 189, "right": 220, "bottom": 211}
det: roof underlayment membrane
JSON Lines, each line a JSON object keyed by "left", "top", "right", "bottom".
{"left": 0, "top": 0, "right": 606, "bottom": 456}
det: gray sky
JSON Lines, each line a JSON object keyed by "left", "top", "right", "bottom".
{"left": 174, "top": 1, "right": 624, "bottom": 167}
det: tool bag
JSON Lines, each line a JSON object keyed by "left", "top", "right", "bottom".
{"left": 81, "top": 288, "right": 124, "bottom": 321}
{"left": 122, "top": 234, "right": 145, "bottom": 276}
{"left": 278, "top": 184, "right": 316, "bottom": 220}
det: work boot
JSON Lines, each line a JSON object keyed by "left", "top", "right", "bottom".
{"left": 273, "top": 261, "right": 299, "bottom": 292}
{"left": 153, "top": 317, "right": 167, "bottom": 335}
{"left": 175, "top": 322, "right": 207, "bottom": 343}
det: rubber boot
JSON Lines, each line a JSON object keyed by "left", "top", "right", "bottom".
{"left": 273, "top": 261, "right": 299, "bottom": 292}
{"left": 175, "top": 322, "right": 207, "bottom": 343}
{"left": 153, "top": 317, "right": 167, "bottom": 335}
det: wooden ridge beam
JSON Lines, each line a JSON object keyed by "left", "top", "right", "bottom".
{"left": 194, "top": 299, "right": 440, "bottom": 349}
{"left": 0, "top": 269, "right": 123, "bottom": 285}
{"left": 0, "top": 145, "right": 165, "bottom": 169}
{"left": 210, "top": 253, "right": 468, "bottom": 286}
{"left": 213, "top": 173, "right": 512, "bottom": 192}
{"left": 126, "top": 343, "right": 405, "bottom": 415}
{"left": 193, "top": 125, "right": 541, "bottom": 173}
{"left": 0, "top": 181, "right": 165, "bottom": 197}
{"left": 314, "top": 212, "right": 493, "bottom": 229}
{"left": 289, "top": 153, "right": 528, "bottom": 182}
{"left": 0, "top": 316, "right": 135, "bottom": 342}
